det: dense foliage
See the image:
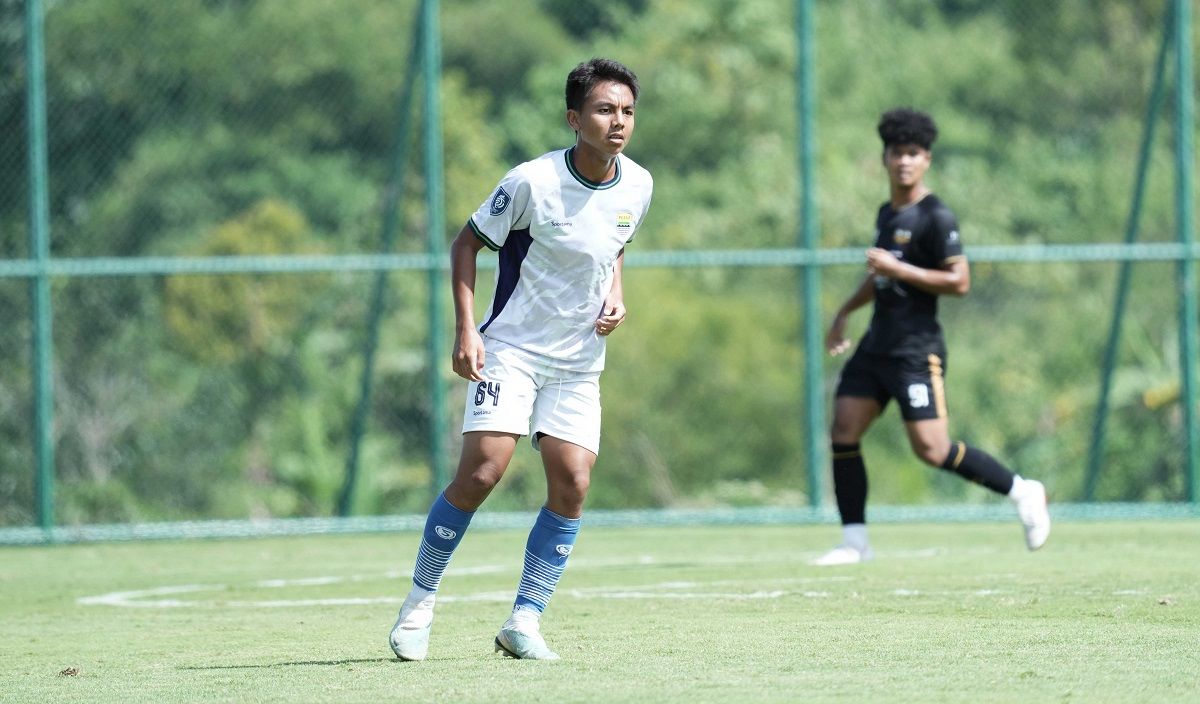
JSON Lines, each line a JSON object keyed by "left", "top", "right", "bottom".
{"left": 0, "top": 0, "right": 1192, "bottom": 525}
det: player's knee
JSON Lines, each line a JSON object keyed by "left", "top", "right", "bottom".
{"left": 454, "top": 463, "right": 505, "bottom": 497}
{"left": 549, "top": 469, "right": 590, "bottom": 506}
{"left": 912, "top": 441, "right": 950, "bottom": 467}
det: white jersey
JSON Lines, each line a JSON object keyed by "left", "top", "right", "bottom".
{"left": 468, "top": 147, "right": 653, "bottom": 372}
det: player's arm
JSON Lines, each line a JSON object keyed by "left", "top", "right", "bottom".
{"left": 450, "top": 223, "right": 487, "bottom": 381}
{"left": 596, "top": 248, "right": 626, "bottom": 336}
{"left": 866, "top": 248, "right": 970, "bottom": 296}
{"left": 826, "top": 272, "right": 875, "bottom": 355}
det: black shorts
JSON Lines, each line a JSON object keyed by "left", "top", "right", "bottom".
{"left": 835, "top": 348, "right": 947, "bottom": 421}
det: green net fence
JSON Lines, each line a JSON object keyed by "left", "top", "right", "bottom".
{"left": 1, "top": 0, "right": 1197, "bottom": 538}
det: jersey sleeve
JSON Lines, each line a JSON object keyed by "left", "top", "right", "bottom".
{"left": 929, "top": 206, "right": 964, "bottom": 265}
{"left": 467, "top": 168, "right": 533, "bottom": 251}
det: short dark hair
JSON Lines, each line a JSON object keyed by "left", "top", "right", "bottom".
{"left": 877, "top": 107, "right": 938, "bottom": 150}
{"left": 565, "top": 58, "right": 640, "bottom": 112}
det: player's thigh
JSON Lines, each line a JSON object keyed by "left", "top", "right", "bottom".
{"left": 833, "top": 350, "right": 889, "bottom": 442}
{"left": 903, "top": 417, "right": 951, "bottom": 466}
{"left": 455, "top": 431, "right": 520, "bottom": 480}
{"left": 461, "top": 345, "right": 540, "bottom": 437}
{"left": 831, "top": 395, "right": 883, "bottom": 443}
{"left": 531, "top": 373, "right": 602, "bottom": 456}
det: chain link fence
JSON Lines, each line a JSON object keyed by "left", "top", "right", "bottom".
{"left": 1, "top": 0, "right": 1196, "bottom": 532}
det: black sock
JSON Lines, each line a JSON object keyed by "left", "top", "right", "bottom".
{"left": 832, "top": 443, "right": 867, "bottom": 524}
{"left": 940, "top": 441, "right": 1015, "bottom": 495}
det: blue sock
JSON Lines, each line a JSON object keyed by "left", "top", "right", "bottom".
{"left": 513, "top": 507, "right": 581, "bottom": 613}
{"left": 411, "top": 493, "right": 474, "bottom": 592}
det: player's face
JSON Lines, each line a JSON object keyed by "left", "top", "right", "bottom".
{"left": 567, "top": 80, "right": 636, "bottom": 159}
{"left": 883, "top": 143, "right": 931, "bottom": 189}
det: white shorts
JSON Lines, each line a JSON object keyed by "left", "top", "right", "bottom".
{"left": 461, "top": 340, "right": 602, "bottom": 455}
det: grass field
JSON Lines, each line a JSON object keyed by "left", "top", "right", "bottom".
{"left": 2, "top": 520, "right": 1198, "bottom": 703}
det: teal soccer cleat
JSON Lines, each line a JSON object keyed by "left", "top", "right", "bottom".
{"left": 494, "top": 621, "right": 560, "bottom": 660}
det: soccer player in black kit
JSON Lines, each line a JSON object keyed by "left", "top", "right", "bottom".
{"left": 813, "top": 107, "right": 1051, "bottom": 566}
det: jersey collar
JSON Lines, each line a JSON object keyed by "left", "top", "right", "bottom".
{"left": 564, "top": 147, "right": 622, "bottom": 190}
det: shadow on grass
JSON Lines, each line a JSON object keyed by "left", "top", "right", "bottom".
{"left": 179, "top": 657, "right": 414, "bottom": 670}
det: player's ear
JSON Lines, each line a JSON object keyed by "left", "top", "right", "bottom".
{"left": 566, "top": 109, "right": 580, "bottom": 132}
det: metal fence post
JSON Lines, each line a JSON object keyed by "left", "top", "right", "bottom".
{"left": 1174, "top": 0, "right": 1198, "bottom": 503}
{"left": 797, "top": 0, "right": 824, "bottom": 509}
{"left": 422, "top": 0, "right": 450, "bottom": 495}
{"left": 24, "top": 0, "right": 55, "bottom": 532}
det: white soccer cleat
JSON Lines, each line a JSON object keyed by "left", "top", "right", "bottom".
{"left": 1015, "top": 479, "right": 1051, "bottom": 551}
{"left": 494, "top": 612, "right": 560, "bottom": 660}
{"left": 810, "top": 544, "right": 874, "bottom": 566}
{"left": 389, "top": 591, "right": 436, "bottom": 661}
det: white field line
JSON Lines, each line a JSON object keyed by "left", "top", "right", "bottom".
{"left": 76, "top": 556, "right": 858, "bottom": 609}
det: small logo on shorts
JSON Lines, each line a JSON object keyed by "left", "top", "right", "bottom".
{"left": 435, "top": 526, "right": 457, "bottom": 540}
{"left": 489, "top": 187, "right": 510, "bottom": 216}
{"left": 556, "top": 544, "right": 573, "bottom": 556}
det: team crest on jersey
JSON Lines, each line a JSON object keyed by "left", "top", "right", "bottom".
{"left": 893, "top": 229, "right": 912, "bottom": 245}
{"left": 616, "top": 211, "right": 633, "bottom": 231}
{"left": 489, "top": 187, "right": 511, "bottom": 216}
{"left": 948, "top": 230, "right": 960, "bottom": 243}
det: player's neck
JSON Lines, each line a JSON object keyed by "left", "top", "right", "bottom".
{"left": 890, "top": 183, "right": 930, "bottom": 210}
{"left": 570, "top": 143, "right": 619, "bottom": 183}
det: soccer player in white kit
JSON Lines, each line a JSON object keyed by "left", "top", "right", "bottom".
{"left": 389, "top": 58, "right": 652, "bottom": 661}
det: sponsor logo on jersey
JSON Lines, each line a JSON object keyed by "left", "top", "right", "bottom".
{"left": 948, "top": 229, "right": 960, "bottom": 243}
{"left": 435, "top": 526, "right": 457, "bottom": 540}
{"left": 616, "top": 211, "right": 633, "bottom": 231}
{"left": 555, "top": 544, "right": 573, "bottom": 556}
{"left": 551, "top": 220, "right": 573, "bottom": 228}
{"left": 489, "top": 187, "right": 510, "bottom": 216}
{"left": 893, "top": 229, "right": 912, "bottom": 244}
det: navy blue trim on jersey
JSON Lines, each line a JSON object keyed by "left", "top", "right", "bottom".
{"left": 479, "top": 227, "right": 533, "bottom": 333}
{"left": 468, "top": 218, "right": 501, "bottom": 251}
{"left": 564, "top": 147, "right": 621, "bottom": 190}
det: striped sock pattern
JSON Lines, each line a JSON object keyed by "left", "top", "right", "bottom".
{"left": 411, "top": 493, "right": 474, "bottom": 593}
{"left": 513, "top": 507, "right": 581, "bottom": 613}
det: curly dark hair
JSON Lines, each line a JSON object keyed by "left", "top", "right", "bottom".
{"left": 565, "top": 58, "right": 640, "bottom": 111}
{"left": 877, "top": 107, "right": 938, "bottom": 150}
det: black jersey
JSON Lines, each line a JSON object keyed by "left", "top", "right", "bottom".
{"left": 859, "top": 194, "right": 964, "bottom": 357}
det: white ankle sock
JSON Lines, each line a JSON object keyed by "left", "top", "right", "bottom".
{"left": 1008, "top": 475, "right": 1028, "bottom": 501}
{"left": 408, "top": 585, "right": 435, "bottom": 603}
{"left": 842, "top": 523, "right": 869, "bottom": 551}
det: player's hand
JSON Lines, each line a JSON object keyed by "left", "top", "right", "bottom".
{"left": 595, "top": 299, "right": 626, "bottom": 336}
{"left": 825, "top": 315, "right": 852, "bottom": 356}
{"left": 452, "top": 329, "right": 487, "bottom": 381}
{"left": 865, "top": 247, "right": 901, "bottom": 277}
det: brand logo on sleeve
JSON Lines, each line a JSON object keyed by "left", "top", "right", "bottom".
{"left": 489, "top": 187, "right": 511, "bottom": 216}
{"left": 616, "top": 211, "right": 633, "bottom": 231}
